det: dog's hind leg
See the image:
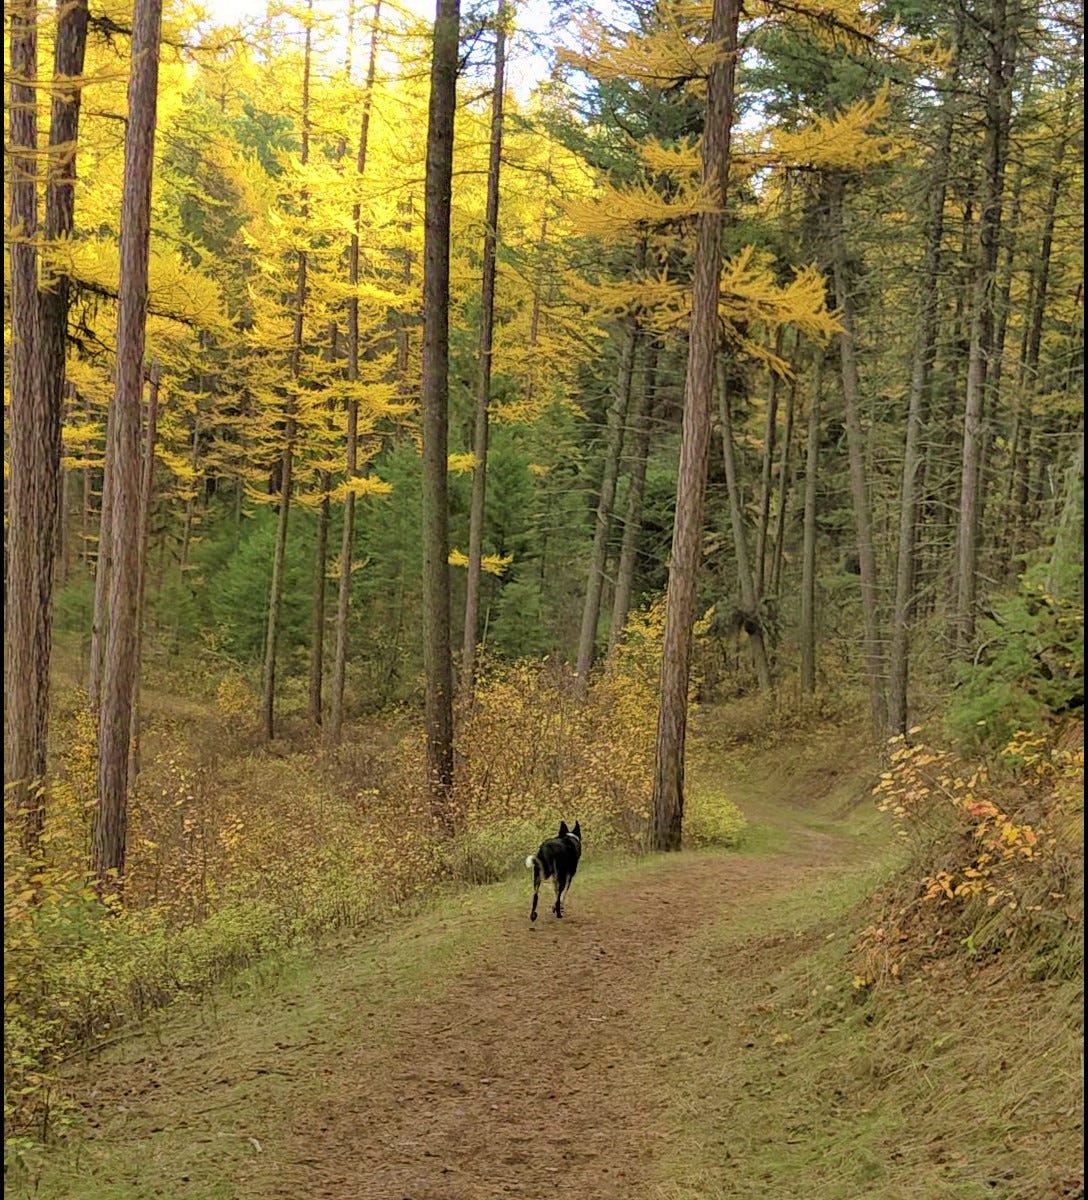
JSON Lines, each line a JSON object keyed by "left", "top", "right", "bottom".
{"left": 553, "top": 871, "right": 567, "bottom": 918}
{"left": 527, "top": 855, "right": 542, "bottom": 922}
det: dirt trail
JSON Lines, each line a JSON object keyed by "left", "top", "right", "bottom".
{"left": 234, "top": 805, "right": 865, "bottom": 1200}
{"left": 39, "top": 759, "right": 878, "bottom": 1200}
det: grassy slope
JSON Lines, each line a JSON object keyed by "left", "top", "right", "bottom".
{"left": 11, "top": 720, "right": 1083, "bottom": 1200}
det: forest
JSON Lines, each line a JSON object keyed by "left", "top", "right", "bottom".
{"left": 3, "top": 0, "right": 1084, "bottom": 1194}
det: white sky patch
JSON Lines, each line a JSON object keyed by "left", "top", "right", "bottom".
{"left": 194, "top": 0, "right": 557, "bottom": 100}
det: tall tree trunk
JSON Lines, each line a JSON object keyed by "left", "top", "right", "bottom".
{"left": 1004, "top": 82, "right": 1074, "bottom": 571}
{"left": 309, "top": 321, "right": 338, "bottom": 727}
{"left": 94, "top": 0, "right": 163, "bottom": 886}
{"left": 888, "top": 28, "right": 960, "bottom": 736}
{"left": 651, "top": 0, "right": 739, "bottom": 852}
{"left": 261, "top": 3, "right": 312, "bottom": 742}
{"left": 754, "top": 331, "right": 785, "bottom": 600}
{"left": 608, "top": 334, "right": 659, "bottom": 652}
{"left": 575, "top": 316, "right": 639, "bottom": 692}
{"left": 826, "top": 171, "right": 887, "bottom": 733}
{"left": 716, "top": 361, "right": 774, "bottom": 693}
{"left": 800, "top": 354, "right": 822, "bottom": 694}
{"left": 89, "top": 427, "right": 114, "bottom": 706}
{"left": 128, "top": 361, "right": 160, "bottom": 786}
{"left": 954, "top": 0, "right": 1015, "bottom": 646}
{"left": 420, "top": 0, "right": 460, "bottom": 815}
{"left": 461, "top": 0, "right": 507, "bottom": 700}
{"left": 330, "top": 0, "right": 382, "bottom": 744}
{"left": 44, "top": 0, "right": 90, "bottom": 590}
{"left": 4, "top": 0, "right": 49, "bottom": 850}
{"left": 768, "top": 374, "right": 796, "bottom": 602}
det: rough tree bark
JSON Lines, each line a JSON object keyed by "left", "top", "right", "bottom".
{"left": 651, "top": 0, "right": 739, "bottom": 852}
{"left": 5, "top": 0, "right": 49, "bottom": 850}
{"left": 420, "top": 0, "right": 461, "bottom": 814}
{"left": 94, "top": 0, "right": 163, "bottom": 884}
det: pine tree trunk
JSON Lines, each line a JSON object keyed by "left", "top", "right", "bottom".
{"left": 43, "top": 1, "right": 90, "bottom": 595}
{"left": 4, "top": 0, "right": 49, "bottom": 850}
{"left": 330, "top": 0, "right": 382, "bottom": 744}
{"left": 608, "top": 335, "right": 659, "bottom": 652}
{"left": 800, "top": 354, "right": 822, "bottom": 694}
{"left": 888, "top": 29, "right": 960, "bottom": 735}
{"left": 420, "top": 0, "right": 461, "bottom": 815}
{"left": 262, "top": 6, "right": 312, "bottom": 741}
{"left": 575, "top": 316, "right": 638, "bottom": 692}
{"left": 754, "top": 331, "right": 784, "bottom": 600}
{"left": 651, "top": 0, "right": 739, "bottom": 852}
{"left": 308, "top": 482, "right": 331, "bottom": 725}
{"left": 826, "top": 171, "right": 887, "bottom": 733}
{"left": 716, "top": 362, "right": 774, "bottom": 693}
{"left": 461, "top": 0, "right": 507, "bottom": 700}
{"left": 769, "top": 374, "right": 796, "bottom": 602}
{"left": 309, "top": 322, "right": 339, "bottom": 726}
{"left": 89, "top": 432, "right": 114, "bottom": 707}
{"left": 94, "top": 0, "right": 163, "bottom": 886}
{"left": 955, "top": 0, "right": 1015, "bottom": 646}
{"left": 1004, "top": 105, "right": 1071, "bottom": 572}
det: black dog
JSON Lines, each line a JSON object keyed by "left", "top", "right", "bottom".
{"left": 526, "top": 820, "right": 581, "bottom": 922}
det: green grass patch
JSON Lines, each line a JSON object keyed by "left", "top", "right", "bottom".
{"left": 646, "top": 856, "right": 1083, "bottom": 1200}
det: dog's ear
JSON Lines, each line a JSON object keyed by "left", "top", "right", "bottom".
{"left": 573, "top": 820, "right": 581, "bottom": 839}
{"left": 558, "top": 821, "right": 569, "bottom": 837}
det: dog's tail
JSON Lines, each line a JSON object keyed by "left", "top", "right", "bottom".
{"left": 527, "top": 854, "right": 542, "bottom": 922}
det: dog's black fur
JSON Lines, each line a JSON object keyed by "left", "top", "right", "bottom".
{"left": 526, "top": 820, "right": 581, "bottom": 922}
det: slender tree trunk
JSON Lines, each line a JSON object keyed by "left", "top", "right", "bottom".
{"left": 128, "top": 362, "right": 160, "bottom": 785}
{"left": 523, "top": 172, "right": 551, "bottom": 412}
{"left": 575, "top": 316, "right": 639, "bottom": 692}
{"left": 94, "top": 0, "right": 163, "bottom": 885}
{"left": 89, "top": 430, "right": 114, "bottom": 707}
{"left": 262, "top": 5, "right": 312, "bottom": 742}
{"left": 754, "top": 331, "right": 784, "bottom": 599}
{"left": 800, "top": 354, "right": 822, "bottom": 694}
{"left": 330, "top": 0, "right": 381, "bottom": 744}
{"left": 1004, "top": 92, "right": 1072, "bottom": 571}
{"left": 608, "top": 335, "right": 659, "bottom": 652}
{"left": 769, "top": 374, "right": 796, "bottom": 602}
{"left": 309, "top": 321, "right": 339, "bottom": 726}
{"left": 420, "top": 0, "right": 461, "bottom": 814}
{"left": 5, "top": 0, "right": 49, "bottom": 850}
{"left": 309, "top": 481, "right": 331, "bottom": 725}
{"left": 954, "top": 0, "right": 1015, "bottom": 646}
{"left": 716, "top": 361, "right": 774, "bottom": 692}
{"left": 888, "top": 31, "right": 960, "bottom": 735}
{"left": 651, "top": 0, "right": 739, "bottom": 852}
{"left": 461, "top": 0, "right": 507, "bottom": 700}
{"left": 826, "top": 171, "right": 887, "bottom": 733}
{"left": 82, "top": 390, "right": 93, "bottom": 575}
